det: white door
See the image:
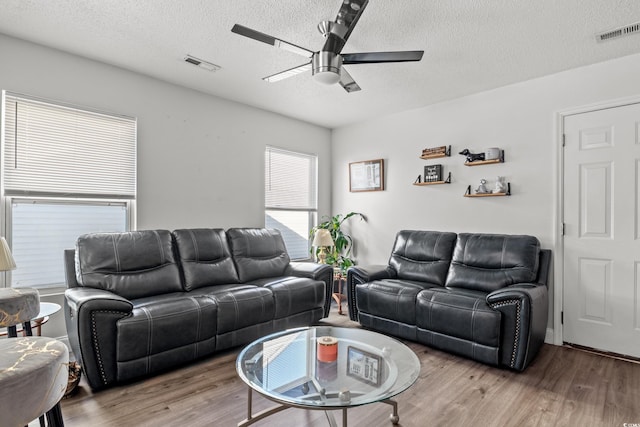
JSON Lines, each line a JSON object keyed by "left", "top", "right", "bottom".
{"left": 563, "top": 102, "right": 640, "bottom": 358}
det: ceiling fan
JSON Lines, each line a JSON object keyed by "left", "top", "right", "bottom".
{"left": 231, "top": 0, "right": 424, "bottom": 93}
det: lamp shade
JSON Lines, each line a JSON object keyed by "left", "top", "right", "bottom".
{"left": 312, "top": 229, "right": 334, "bottom": 247}
{"left": 0, "top": 237, "right": 16, "bottom": 271}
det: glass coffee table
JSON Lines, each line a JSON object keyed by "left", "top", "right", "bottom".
{"left": 236, "top": 326, "right": 420, "bottom": 427}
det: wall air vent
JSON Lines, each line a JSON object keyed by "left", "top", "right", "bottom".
{"left": 184, "top": 55, "right": 221, "bottom": 72}
{"left": 595, "top": 22, "right": 640, "bottom": 43}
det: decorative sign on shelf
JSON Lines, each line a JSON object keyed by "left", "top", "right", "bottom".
{"left": 424, "top": 164, "right": 443, "bottom": 182}
{"left": 421, "top": 145, "right": 450, "bottom": 158}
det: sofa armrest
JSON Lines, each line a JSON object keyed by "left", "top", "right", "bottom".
{"left": 64, "top": 288, "right": 133, "bottom": 390}
{"left": 487, "top": 283, "right": 548, "bottom": 371}
{"left": 286, "top": 262, "right": 334, "bottom": 318}
{"left": 346, "top": 265, "right": 396, "bottom": 321}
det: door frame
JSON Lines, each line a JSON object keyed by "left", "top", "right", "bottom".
{"left": 554, "top": 93, "right": 640, "bottom": 346}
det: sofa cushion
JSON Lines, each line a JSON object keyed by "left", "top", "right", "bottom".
{"left": 172, "top": 228, "right": 239, "bottom": 290}
{"left": 227, "top": 228, "right": 290, "bottom": 282}
{"left": 389, "top": 230, "right": 457, "bottom": 285}
{"left": 208, "top": 287, "right": 275, "bottom": 334}
{"left": 118, "top": 295, "right": 217, "bottom": 363}
{"left": 416, "top": 287, "right": 501, "bottom": 349}
{"left": 75, "top": 230, "right": 182, "bottom": 300}
{"left": 356, "top": 279, "right": 439, "bottom": 325}
{"left": 416, "top": 287, "right": 501, "bottom": 365}
{"left": 446, "top": 233, "right": 540, "bottom": 293}
{"left": 257, "top": 277, "right": 326, "bottom": 318}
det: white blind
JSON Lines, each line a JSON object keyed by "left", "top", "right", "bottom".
{"left": 265, "top": 146, "right": 317, "bottom": 210}
{"left": 3, "top": 92, "right": 136, "bottom": 198}
{"left": 11, "top": 200, "right": 128, "bottom": 288}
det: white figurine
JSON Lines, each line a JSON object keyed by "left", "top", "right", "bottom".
{"left": 475, "top": 179, "right": 489, "bottom": 194}
{"left": 493, "top": 176, "right": 507, "bottom": 193}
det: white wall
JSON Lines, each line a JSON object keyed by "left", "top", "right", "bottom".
{"left": 332, "top": 52, "right": 640, "bottom": 335}
{"left": 0, "top": 34, "right": 332, "bottom": 338}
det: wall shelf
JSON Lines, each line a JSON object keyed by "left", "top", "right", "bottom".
{"left": 464, "top": 150, "right": 505, "bottom": 166}
{"left": 420, "top": 145, "right": 451, "bottom": 159}
{"left": 464, "top": 183, "right": 511, "bottom": 197}
{"left": 414, "top": 172, "right": 452, "bottom": 186}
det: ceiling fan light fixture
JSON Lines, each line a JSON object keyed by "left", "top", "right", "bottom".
{"left": 313, "top": 70, "right": 341, "bottom": 85}
{"left": 312, "top": 52, "right": 342, "bottom": 85}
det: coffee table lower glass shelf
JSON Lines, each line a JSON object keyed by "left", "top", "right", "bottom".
{"left": 236, "top": 326, "right": 420, "bottom": 427}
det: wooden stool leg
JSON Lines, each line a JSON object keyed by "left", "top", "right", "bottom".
{"left": 23, "top": 321, "right": 33, "bottom": 336}
{"left": 45, "top": 402, "right": 65, "bottom": 427}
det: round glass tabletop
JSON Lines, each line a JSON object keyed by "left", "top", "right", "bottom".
{"left": 36, "top": 302, "right": 61, "bottom": 319}
{"left": 236, "top": 326, "right": 420, "bottom": 410}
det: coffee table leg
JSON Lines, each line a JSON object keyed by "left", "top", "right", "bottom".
{"left": 382, "top": 399, "right": 399, "bottom": 424}
{"left": 237, "top": 386, "right": 290, "bottom": 427}
{"left": 323, "top": 410, "right": 341, "bottom": 427}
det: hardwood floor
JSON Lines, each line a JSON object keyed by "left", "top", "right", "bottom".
{"left": 60, "top": 305, "right": 640, "bottom": 426}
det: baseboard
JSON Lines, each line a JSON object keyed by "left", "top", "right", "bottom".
{"left": 544, "top": 327, "right": 554, "bottom": 344}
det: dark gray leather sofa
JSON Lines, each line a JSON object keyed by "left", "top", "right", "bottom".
{"left": 64, "top": 228, "right": 332, "bottom": 390}
{"left": 347, "top": 231, "right": 551, "bottom": 371}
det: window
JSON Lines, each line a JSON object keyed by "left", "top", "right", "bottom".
{"left": 265, "top": 146, "right": 317, "bottom": 260}
{"left": 1, "top": 92, "right": 136, "bottom": 289}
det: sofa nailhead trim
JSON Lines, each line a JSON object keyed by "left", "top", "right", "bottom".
{"left": 90, "top": 310, "right": 131, "bottom": 385}
{"left": 489, "top": 299, "right": 521, "bottom": 368}
{"left": 349, "top": 276, "right": 365, "bottom": 319}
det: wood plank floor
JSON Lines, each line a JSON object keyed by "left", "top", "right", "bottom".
{"left": 60, "top": 304, "right": 640, "bottom": 426}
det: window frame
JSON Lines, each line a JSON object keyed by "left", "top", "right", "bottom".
{"left": 264, "top": 146, "right": 318, "bottom": 261}
{"left": 0, "top": 92, "right": 137, "bottom": 293}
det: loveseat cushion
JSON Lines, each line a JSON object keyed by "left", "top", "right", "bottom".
{"left": 75, "top": 230, "right": 182, "bottom": 300}
{"left": 227, "top": 228, "right": 290, "bottom": 282}
{"left": 446, "top": 233, "right": 540, "bottom": 293}
{"left": 416, "top": 287, "right": 501, "bottom": 365}
{"left": 172, "top": 228, "right": 239, "bottom": 290}
{"left": 389, "top": 230, "right": 457, "bottom": 285}
{"left": 356, "top": 279, "right": 439, "bottom": 325}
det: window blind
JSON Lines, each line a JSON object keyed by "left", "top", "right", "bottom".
{"left": 265, "top": 146, "right": 317, "bottom": 210}
{"left": 2, "top": 92, "right": 136, "bottom": 198}
{"left": 10, "top": 200, "right": 127, "bottom": 288}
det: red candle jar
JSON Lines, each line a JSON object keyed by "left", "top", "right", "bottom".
{"left": 317, "top": 336, "right": 338, "bottom": 362}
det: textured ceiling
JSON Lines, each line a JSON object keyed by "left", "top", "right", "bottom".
{"left": 1, "top": 0, "right": 640, "bottom": 128}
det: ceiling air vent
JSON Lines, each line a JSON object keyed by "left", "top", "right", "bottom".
{"left": 184, "top": 55, "right": 221, "bottom": 72}
{"left": 596, "top": 22, "right": 640, "bottom": 43}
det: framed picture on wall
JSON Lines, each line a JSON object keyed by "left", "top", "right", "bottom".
{"left": 349, "top": 159, "right": 384, "bottom": 192}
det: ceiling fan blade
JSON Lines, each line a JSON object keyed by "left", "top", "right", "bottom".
{"left": 337, "top": 0, "right": 370, "bottom": 42}
{"left": 322, "top": 0, "right": 369, "bottom": 55}
{"left": 339, "top": 67, "right": 361, "bottom": 93}
{"left": 263, "top": 62, "right": 312, "bottom": 83}
{"left": 232, "top": 24, "right": 314, "bottom": 58}
{"left": 342, "top": 51, "right": 424, "bottom": 64}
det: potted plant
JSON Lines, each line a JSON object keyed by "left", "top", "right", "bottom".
{"left": 310, "top": 212, "right": 365, "bottom": 273}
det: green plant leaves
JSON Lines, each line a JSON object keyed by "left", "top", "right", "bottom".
{"left": 310, "top": 212, "right": 365, "bottom": 273}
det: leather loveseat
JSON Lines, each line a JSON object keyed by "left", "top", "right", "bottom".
{"left": 64, "top": 228, "right": 332, "bottom": 390}
{"left": 347, "top": 231, "right": 551, "bottom": 371}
